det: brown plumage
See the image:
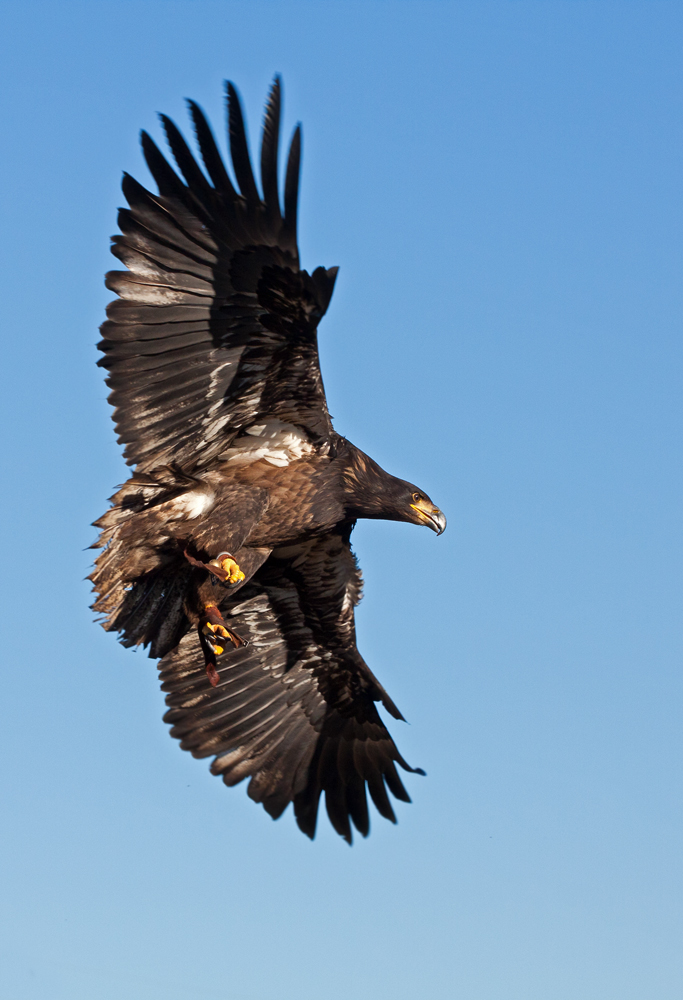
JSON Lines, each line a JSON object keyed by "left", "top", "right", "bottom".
{"left": 91, "top": 76, "right": 446, "bottom": 843}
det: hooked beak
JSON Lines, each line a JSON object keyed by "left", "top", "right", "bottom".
{"left": 410, "top": 500, "right": 447, "bottom": 535}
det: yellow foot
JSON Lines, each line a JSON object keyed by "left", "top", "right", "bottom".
{"left": 201, "top": 604, "right": 247, "bottom": 654}
{"left": 208, "top": 551, "right": 246, "bottom": 586}
{"left": 198, "top": 605, "right": 248, "bottom": 687}
{"left": 201, "top": 618, "right": 229, "bottom": 655}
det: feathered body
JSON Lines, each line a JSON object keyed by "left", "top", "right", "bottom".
{"left": 91, "top": 78, "right": 445, "bottom": 842}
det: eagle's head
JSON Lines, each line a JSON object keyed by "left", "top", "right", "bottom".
{"left": 405, "top": 487, "right": 447, "bottom": 535}
{"left": 342, "top": 446, "right": 446, "bottom": 534}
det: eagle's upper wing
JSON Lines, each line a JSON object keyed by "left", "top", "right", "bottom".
{"left": 100, "top": 78, "right": 338, "bottom": 473}
{"left": 159, "top": 530, "right": 424, "bottom": 842}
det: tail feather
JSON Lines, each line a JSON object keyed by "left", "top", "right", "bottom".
{"left": 111, "top": 565, "right": 192, "bottom": 656}
{"left": 90, "top": 467, "right": 199, "bottom": 657}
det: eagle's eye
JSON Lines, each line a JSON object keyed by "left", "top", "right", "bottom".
{"left": 412, "top": 492, "right": 422, "bottom": 503}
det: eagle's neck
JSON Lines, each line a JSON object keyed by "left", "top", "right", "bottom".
{"left": 338, "top": 442, "right": 408, "bottom": 522}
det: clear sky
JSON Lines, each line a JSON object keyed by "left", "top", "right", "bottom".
{"left": 0, "top": 2, "right": 681, "bottom": 998}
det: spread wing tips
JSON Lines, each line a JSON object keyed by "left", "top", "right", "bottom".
{"left": 124, "top": 82, "right": 299, "bottom": 263}
{"left": 289, "top": 714, "right": 420, "bottom": 844}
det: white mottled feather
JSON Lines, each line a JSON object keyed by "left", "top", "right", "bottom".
{"left": 222, "top": 420, "right": 314, "bottom": 468}
{"left": 166, "top": 489, "right": 215, "bottom": 520}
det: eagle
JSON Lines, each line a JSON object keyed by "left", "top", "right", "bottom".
{"left": 91, "top": 77, "right": 446, "bottom": 843}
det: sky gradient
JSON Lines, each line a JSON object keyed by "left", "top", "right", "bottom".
{"left": 0, "top": 3, "right": 681, "bottom": 998}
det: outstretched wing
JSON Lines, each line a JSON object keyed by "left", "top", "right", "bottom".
{"left": 100, "top": 77, "right": 338, "bottom": 473}
{"left": 159, "top": 530, "right": 424, "bottom": 842}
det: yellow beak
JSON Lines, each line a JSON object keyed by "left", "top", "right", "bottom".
{"left": 410, "top": 500, "right": 447, "bottom": 535}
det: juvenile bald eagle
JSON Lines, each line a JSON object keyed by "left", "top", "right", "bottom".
{"left": 91, "top": 77, "right": 445, "bottom": 843}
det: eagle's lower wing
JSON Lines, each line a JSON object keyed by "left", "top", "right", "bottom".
{"left": 159, "top": 531, "right": 423, "bottom": 842}
{"left": 99, "top": 77, "right": 338, "bottom": 473}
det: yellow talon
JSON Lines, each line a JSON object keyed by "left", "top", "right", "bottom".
{"left": 199, "top": 602, "right": 246, "bottom": 684}
{"left": 218, "top": 556, "right": 245, "bottom": 585}
{"left": 202, "top": 620, "right": 230, "bottom": 639}
{"left": 207, "top": 553, "right": 245, "bottom": 585}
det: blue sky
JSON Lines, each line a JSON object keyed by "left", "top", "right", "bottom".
{"left": 0, "top": 2, "right": 681, "bottom": 998}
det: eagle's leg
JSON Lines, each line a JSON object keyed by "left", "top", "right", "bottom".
{"left": 198, "top": 603, "right": 248, "bottom": 687}
{"left": 183, "top": 549, "right": 245, "bottom": 587}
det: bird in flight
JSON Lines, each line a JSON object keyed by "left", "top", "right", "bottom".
{"left": 91, "top": 77, "right": 446, "bottom": 843}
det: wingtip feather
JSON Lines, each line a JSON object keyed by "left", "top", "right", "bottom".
{"left": 225, "top": 80, "right": 260, "bottom": 202}
{"left": 283, "top": 123, "right": 301, "bottom": 251}
{"left": 260, "top": 75, "right": 282, "bottom": 223}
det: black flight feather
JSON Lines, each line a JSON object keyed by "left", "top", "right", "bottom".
{"left": 140, "top": 131, "right": 187, "bottom": 201}
{"left": 159, "top": 114, "right": 214, "bottom": 200}
{"left": 226, "top": 81, "right": 260, "bottom": 203}
{"left": 283, "top": 124, "right": 301, "bottom": 251}
{"left": 186, "top": 99, "right": 237, "bottom": 198}
{"left": 260, "top": 76, "right": 282, "bottom": 225}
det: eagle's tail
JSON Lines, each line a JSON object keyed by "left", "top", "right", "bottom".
{"left": 89, "top": 469, "right": 196, "bottom": 658}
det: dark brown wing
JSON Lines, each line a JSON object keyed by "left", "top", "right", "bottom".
{"left": 159, "top": 530, "right": 424, "bottom": 842}
{"left": 99, "top": 77, "right": 339, "bottom": 473}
